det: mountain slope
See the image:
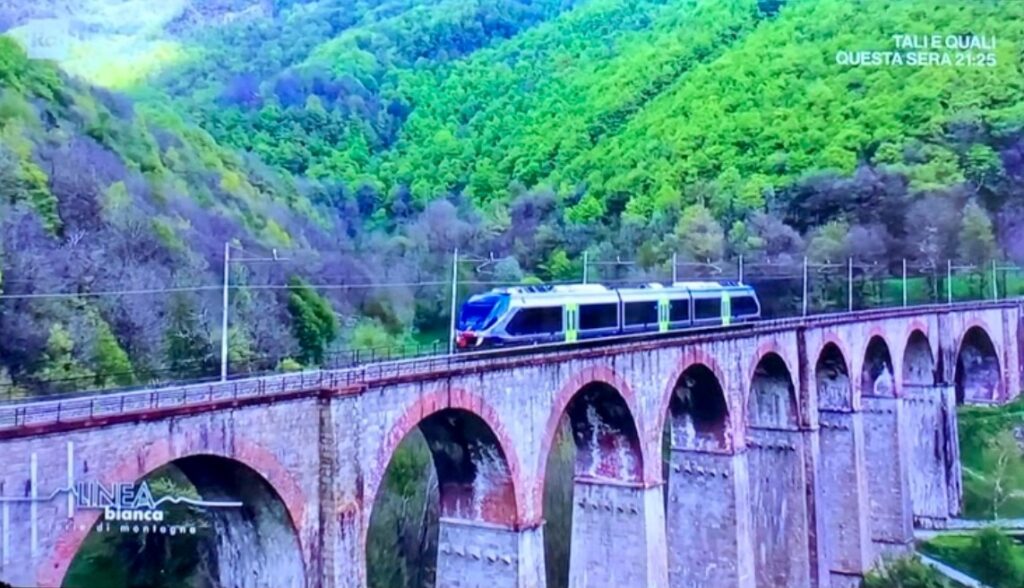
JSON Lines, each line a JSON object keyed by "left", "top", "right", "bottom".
{"left": 0, "top": 37, "right": 341, "bottom": 393}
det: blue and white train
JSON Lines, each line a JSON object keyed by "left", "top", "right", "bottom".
{"left": 454, "top": 281, "right": 761, "bottom": 351}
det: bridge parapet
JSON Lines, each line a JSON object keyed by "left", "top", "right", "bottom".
{"left": 0, "top": 299, "right": 1020, "bottom": 588}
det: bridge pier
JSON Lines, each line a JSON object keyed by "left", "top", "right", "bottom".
{"left": 568, "top": 479, "right": 668, "bottom": 588}
{"left": 904, "top": 384, "right": 960, "bottom": 529}
{"left": 437, "top": 519, "right": 545, "bottom": 588}
{"left": 818, "top": 408, "right": 872, "bottom": 587}
{"left": 665, "top": 448, "right": 755, "bottom": 588}
{"left": 747, "top": 428, "right": 813, "bottom": 588}
{"left": 862, "top": 396, "right": 914, "bottom": 559}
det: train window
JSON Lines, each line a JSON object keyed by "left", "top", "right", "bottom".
{"left": 580, "top": 303, "right": 618, "bottom": 330}
{"left": 732, "top": 295, "right": 759, "bottom": 317}
{"left": 694, "top": 297, "right": 721, "bottom": 320}
{"left": 506, "top": 306, "right": 563, "bottom": 336}
{"left": 669, "top": 299, "right": 690, "bottom": 322}
{"left": 624, "top": 301, "right": 658, "bottom": 326}
{"left": 458, "top": 296, "right": 508, "bottom": 331}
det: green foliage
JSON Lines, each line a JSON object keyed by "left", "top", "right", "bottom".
{"left": 957, "top": 399, "right": 1024, "bottom": 519}
{"left": 163, "top": 294, "right": 213, "bottom": 379}
{"left": 287, "top": 277, "right": 339, "bottom": 366}
{"left": 958, "top": 200, "right": 997, "bottom": 266}
{"left": 676, "top": 203, "right": 725, "bottom": 262}
{"left": 92, "top": 319, "right": 134, "bottom": 387}
{"left": 366, "top": 431, "right": 438, "bottom": 588}
{"left": 347, "top": 318, "right": 412, "bottom": 351}
{"left": 861, "top": 555, "right": 949, "bottom": 588}
{"left": 921, "top": 529, "right": 1024, "bottom": 588}
{"left": 277, "top": 357, "right": 304, "bottom": 372}
{"left": 540, "top": 249, "right": 580, "bottom": 281}
{"left": 969, "top": 528, "right": 1024, "bottom": 587}
{"left": 36, "top": 324, "right": 95, "bottom": 393}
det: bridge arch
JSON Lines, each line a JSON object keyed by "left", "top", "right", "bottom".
{"left": 50, "top": 446, "right": 306, "bottom": 588}
{"left": 955, "top": 324, "right": 1003, "bottom": 404}
{"left": 748, "top": 351, "right": 799, "bottom": 429}
{"left": 369, "top": 388, "right": 524, "bottom": 529}
{"left": 861, "top": 335, "right": 896, "bottom": 398}
{"left": 537, "top": 366, "right": 647, "bottom": 503}
{"left": 816, "top": 341, "right": 853, "bottom": 411}
{"left": 903, "top": 329, "right": 936, "bottom": 388}
{"left": 665, "top": 362, "right": 732, "bottom": 453}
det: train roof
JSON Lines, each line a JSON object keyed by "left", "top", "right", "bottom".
{"left": 467, "top": 281, "right": 754, "bottom": 304}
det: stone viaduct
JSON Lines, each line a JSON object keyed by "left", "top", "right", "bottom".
{"left": 0, "top": 300, "right": 1019, "bottom": 588}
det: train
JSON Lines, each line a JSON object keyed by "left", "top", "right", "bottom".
{"left": 454, "top": 281, "right": 761, "bottom": 351}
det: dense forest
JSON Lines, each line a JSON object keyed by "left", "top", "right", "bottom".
{"left": 0, "top": 0, "right": 1020, "bottom": 395}
{"left": 1, "top": 0, "right": 1023, "bottom": 393}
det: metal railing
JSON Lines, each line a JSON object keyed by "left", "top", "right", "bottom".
{"left": 0, "top": 298, "right": 1018, "bottom": 435}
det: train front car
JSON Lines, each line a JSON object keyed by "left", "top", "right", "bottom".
{"left": 454, "top": 291, "right": 510, "bottom": 351}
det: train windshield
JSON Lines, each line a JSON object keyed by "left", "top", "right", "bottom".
{"left": 457, "top": 296, "right": 508, "bottom": 331}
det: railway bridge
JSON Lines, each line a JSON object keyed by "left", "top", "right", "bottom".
{"left": 0, "top": 300, "right": 1020, "bottom": 588}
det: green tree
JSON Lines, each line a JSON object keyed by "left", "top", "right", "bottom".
{"left": 958, "top": 200, "right": 996, "bottom": 266}
{"left": 969, "top": 528, "right": 1024, "bottom": 588}
{"left": 807, "top": 221, "right": 849, "bottom": 264}
{"left": 36, "top": 324, "right": 94, "bottom": 393}
{"left": 287, "top": 277, "right": 339, "bottom": 366}
{"left": 164, "top": 294, "right": 213, "bottom": 379}
{"left": 861, "top": 556, "right": 948, "bottom": 588}
{"left": 676, "top": 203, "right": 724, "bottom": 262}
{"left": 92, "top": 320, "right": 134, "bottom": 387}
{"left": 540, "top": 249, "right": 580, "bottom": 282}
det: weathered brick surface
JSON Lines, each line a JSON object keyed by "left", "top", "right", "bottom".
{"left": 436, "top": 519, "right": 544, "bottom": 588}
{"left": 0, "top": 302, "right": 1019, "bottom": 587}
{"left": 818, "top": 410, "right": 871, "bottom": 576}
{"left": 666, "top": 449, "right": 755, "bottom": 588}
{"left": 904, "top": 385, "right": 952, "bottom": 524}
{"left": 862, "top": 396, "right": 915, "bottom": 555}
{"left": 747, "top": 427, "right": 812, "bottom": 588}
{"left": 568, "top": 480, "right": 667, "bottom": 588}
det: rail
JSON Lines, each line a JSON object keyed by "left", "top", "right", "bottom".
{"left": 0, "top": 298, "right": 1018, "bottom": 434}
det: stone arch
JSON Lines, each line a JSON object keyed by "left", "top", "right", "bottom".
{"left": 955, "top": 325, "right": 1003, "bottom": 404}
{"left": 816, "top": 341, "right": 853, "bottom": 411}
{"left": 665, "top": 363, "right": 732, "bottom": 452}
{"left": 861, "top": 335, "right": 896, "bottom": 398}
{"left": 50, "top": 449, "right": 306, "bottom": 588}
{"left": 558, "top": 381, "right": 645, "bottom": 483}
{"left": 371, "top": 390, "right": 523, "bottom": 528}
{"left": 537, "top": 366, "right": 647, "bottom": 505}
{"left": 748, "top": 352, "right": 799, "bottom": 429}
{"left": 903, "top": 329, "right": 936, "bottom": 387}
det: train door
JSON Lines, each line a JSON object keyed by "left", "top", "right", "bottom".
{"left": 658, "top": 297, "right": 670, "bottom": 332}
{"left": 563, "top": 303, "right": 579, "bottom": 343}
{"left": 721, "top": 290, "right": 732, "bottom": 326}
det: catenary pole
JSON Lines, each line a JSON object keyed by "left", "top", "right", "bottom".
{"left": 902, "top": 258, "right": 907, "bottom": 307}
{"left": 847, "top": 257, "right": 853, "bottom": 312}
{"left": 802, "top": 256, "right": 809, "bottom": 316}
{"left": 220, "top": 242, "right": 231, "bottom": 382}
{"left": 583, "top": 251, "right": 589, "bottom": 284}
{"left": 947, "top": 259, "right": 953, "bottom": 304}
{"left": 449, "top": 249, "right": 459, "bottom": 355}
{"left": 993, "top": 260, "right": 998, "bottom": 300}
{"left": 672, "top": 252, "right": 678, "bottom": 283}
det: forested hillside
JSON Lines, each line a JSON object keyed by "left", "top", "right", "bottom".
{"left": 2, "top": 0, "right": 1024, "bottom": 395}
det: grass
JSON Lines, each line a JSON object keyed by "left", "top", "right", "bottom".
{"left": 957, "top": 398, "right": 1024, "bottom": 520}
